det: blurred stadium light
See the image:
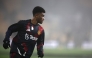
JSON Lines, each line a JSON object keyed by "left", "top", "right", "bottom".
{"left": 44, "top": 40, "right": 59, "bottom": 49}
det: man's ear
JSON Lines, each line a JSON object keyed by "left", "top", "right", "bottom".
{"left": 35, "top": 13, "right": 40, "bottom": 17}
{"left": 34, "top": 14, "right": 38, "bottom": 17}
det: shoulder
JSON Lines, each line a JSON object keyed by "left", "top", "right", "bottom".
{"left": 38, "top": 25, "right": 44, "bottom": 31}
{"left": 18, "top": 19, "right": 30, "bottom": 23}
{"left": 18, "top": 19, "right": 31, "bottom": 24}
{"left": 38, "top": 25, "right": 45, "bottom": 35}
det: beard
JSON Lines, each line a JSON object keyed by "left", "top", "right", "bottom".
{"left": 36, "top": 18, "right": 43, "bottom": 24}
{"left": 38, "top": 20, "right": 43, "bottom": 24}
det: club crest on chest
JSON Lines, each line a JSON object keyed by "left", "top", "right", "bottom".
{"left": 26, "top": 26, "right": 30, "bottom": 31}
{"left": 26, "top": 26, "right": 34, "bottom": 31}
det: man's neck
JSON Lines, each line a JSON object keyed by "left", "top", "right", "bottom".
{"left": 31, "top": 17, "right": 38, "bottom": 25}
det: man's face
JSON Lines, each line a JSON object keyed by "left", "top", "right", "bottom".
{"left": 35, "top": 12, "right": 45, "bottom": 24}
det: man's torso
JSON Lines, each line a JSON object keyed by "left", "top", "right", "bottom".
{"left": 10, "top": 19, "right": 43, "bottom": 55}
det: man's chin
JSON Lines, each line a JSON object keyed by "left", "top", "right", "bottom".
{"left": 39, "top": 22, "right": 43, "bottom": 24}
{"left": 40, "top": 23, "right": 42, "bottom": 24}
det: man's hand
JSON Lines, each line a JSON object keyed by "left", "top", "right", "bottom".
{"left": 3, "top": 40, "right": 10, "bottom": 49}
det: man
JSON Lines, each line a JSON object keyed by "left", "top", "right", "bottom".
{"left": 3, "top": 6, "right": 45, "bottom": 58}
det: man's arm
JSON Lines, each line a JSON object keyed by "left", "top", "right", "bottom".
{"left": 3, "top": 21, "right": 22, "bottom": 49}
{"left": 37, "top": 30, "right": 45, "bottom": 57}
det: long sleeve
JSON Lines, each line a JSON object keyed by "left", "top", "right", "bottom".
{"left": 4, "top": 21, "right": 22, "bottom": 41}
{"left": 37, "top": 30, "right": 45, "bottom": 55}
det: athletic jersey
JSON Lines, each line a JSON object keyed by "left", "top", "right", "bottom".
{"left": 4, "top": 19, "right": 45, "bottom": 56}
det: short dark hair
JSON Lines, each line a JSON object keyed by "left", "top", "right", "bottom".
{"left": 32, "top": 6, "right": 45, "bottom": 16}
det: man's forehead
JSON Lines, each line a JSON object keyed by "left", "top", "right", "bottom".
{"left": 41, "top": 13, "right": 45, "bottom": 15}
{"left": 37, "top": 12, "right": 45, "bottom": 16}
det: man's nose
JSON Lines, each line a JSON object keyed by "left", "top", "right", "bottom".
{"left": 42, "top": 17, "right": 45, "bottom": 20}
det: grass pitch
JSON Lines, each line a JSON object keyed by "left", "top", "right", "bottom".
{"left": 0, "top": 45, "right": 92, "bottom": 58}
